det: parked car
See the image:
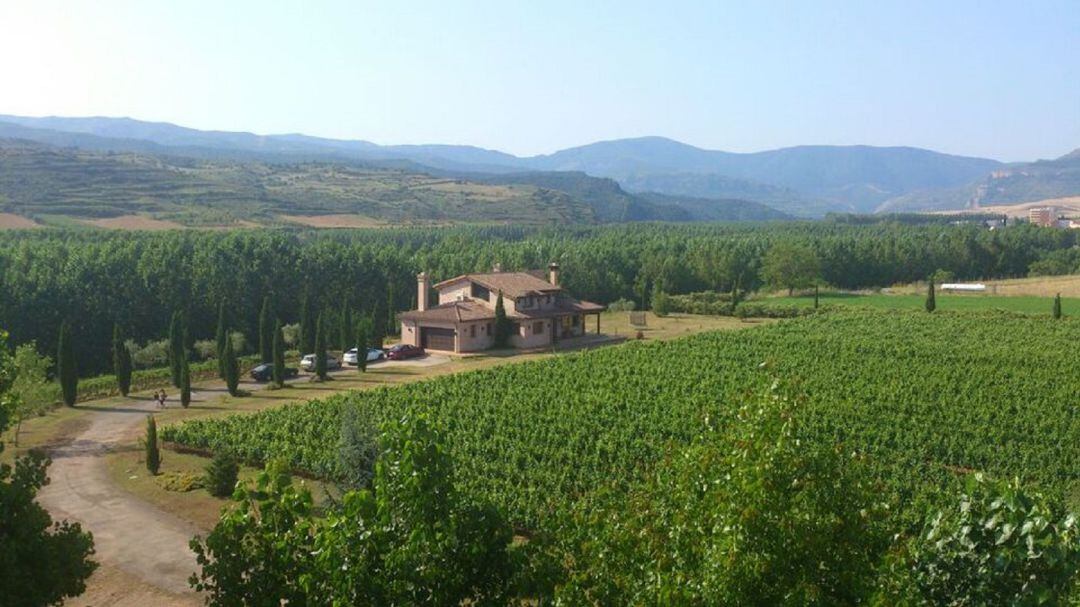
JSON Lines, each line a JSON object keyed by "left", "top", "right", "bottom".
{"left": 343, "top": 347, "right": 386, "bottom": 365}
{"left": 300, "top": 353, "right": 342, "bottom": 372}
{"left": 386, "top": 344, "right": 425, "bottom": 360}
{"left": 249, "top": 363, "right": 298, "bottom": 382}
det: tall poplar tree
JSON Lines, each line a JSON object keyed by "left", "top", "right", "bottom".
{"left": 215, "top": 302, "right": 228, "bottom": 378}
{"left": 113, "top": 323, "right": 132, "bottom": 396}
{"left": 180, "top": 355, "right": 191, "bottom": 408}
{"left": 272, "top": 319, "right": 285, "bottom": 388}
{"left": 57, "top": 320, "right": 77, "bottom": 406}
{"left": 258, "top": 296, "right": 273, "bottom": 363}
{"left": 168, "top": 310, "right": 184, "bottom": 387}
{"left": 223, "top": 335, "right": 239, "bottom": 397}
{"left": 339, "top": 302, "right": 353, "bottom": 352}
{"left": 315, "top": 312, "right": 328, "bottom": 381}
{"left": 494, "top": 291, "right": 510, "bottom": 348}
{"left": 299, "top": 289, "right": 316, "bottom": 354}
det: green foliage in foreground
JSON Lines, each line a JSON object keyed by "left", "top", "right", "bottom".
{"left": 0, "top": 330, "right": 97, "bottom": 604}
{"left": 881, "top": 474, "right": 1080, "bottom": 605}
{"left": 190, "top": 415, "right": 517, "bottom": 606}
{"left": 164, "top": 310, "right": 1080, "bottom": 531}
{"left": 548, "top": 384, "right": 888, "bottom": 606}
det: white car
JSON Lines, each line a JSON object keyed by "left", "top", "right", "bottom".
{"left": 343, "top": 347, "right": 386, "bottom": 365}
{"left": 300, "top": 353, "right": 342, "bottom": 372}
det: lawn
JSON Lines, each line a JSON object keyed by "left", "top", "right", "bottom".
{"left": 769, "top": 292, "right": 1079, "bottom": 315}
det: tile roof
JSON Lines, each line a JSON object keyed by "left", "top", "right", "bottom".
{"left": 399, "top": 300, "right": 496, "bottom": 323}
{"left": 434, "top": 271, "right": 561, "bottom": 299}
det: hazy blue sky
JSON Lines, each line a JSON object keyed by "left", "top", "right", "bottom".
{"left": 2, "top": 1, "right": 1077, "bottom": 160}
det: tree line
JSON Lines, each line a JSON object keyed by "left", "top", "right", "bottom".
{"left": 0, "top": 222, "right": 1076, "bottom": 376}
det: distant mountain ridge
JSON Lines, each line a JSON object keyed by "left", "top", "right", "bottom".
{"left": 1, "top": 114, "right": 1074, "bottom": 217}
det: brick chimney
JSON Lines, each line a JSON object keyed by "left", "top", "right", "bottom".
{"left": 548, "top": 262, "right": 560, "bottom": 286}
{"left": 417, "top": 272, "right": 430, "bottom": 311}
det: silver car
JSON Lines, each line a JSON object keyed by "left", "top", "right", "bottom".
{"left": 343, "top": 347, "right": 385, "bottom": 365}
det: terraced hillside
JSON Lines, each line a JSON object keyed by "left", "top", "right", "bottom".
{"left": 0, "top": 141, "right": 592, "bottom": 226}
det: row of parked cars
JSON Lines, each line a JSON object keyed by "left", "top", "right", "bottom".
{"left": 249, "top": 344, "right": 426, "bottom": 381}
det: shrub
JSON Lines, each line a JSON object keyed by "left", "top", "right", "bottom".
{"left": 607, "top": 298, "right": 636, "bottom": 312}
{"left": 132, "top": 339, "right": 170, "bottom": 368}
{"left": 281, "top": 323, "right": 300, "bottom": 349}
{"left": 204, "top": 452, "right": 239, "bottom": 498}
{"left": 194, "top": 339, "right": 218, "bottom": 361}
{"left": 880, "top": 474, "right": 1080, "bottom": 605}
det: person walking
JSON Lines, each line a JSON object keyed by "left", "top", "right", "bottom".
{"left": 158, "top": 389, "right": 167, "bottom": 409}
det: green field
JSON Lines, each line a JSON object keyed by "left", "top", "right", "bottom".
{"left": 770, "top": 291, "right": 1080, "bottom": 315}
{"left": 163, "top": 309, "right": 1080, "bottom": 529}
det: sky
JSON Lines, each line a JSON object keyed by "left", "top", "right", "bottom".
{"left": 1, "top": 1, "right": 1078, "bottom": 161}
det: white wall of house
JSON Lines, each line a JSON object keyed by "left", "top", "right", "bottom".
{"left": 437, "top": 279, "right": 473, "bottom": 305}
{"left": 400, "top": 320, "right": 420, "bottom": 347}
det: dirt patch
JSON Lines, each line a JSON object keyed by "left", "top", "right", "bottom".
{"left": 985, "top": 274, "right": 1080, "bottom": 298}
{"left": 278, "top": 213, "right": 386, "bottom": 228}
{"left": 0, "top": 212, "right": 40, "bottom": 229}
{"left": 82, "top": 215, "right": 186, "bottom": 230}
{"left": 941, "top": 197, "right": 1080, "bottom": 218}
{"left": 67, "top": 562, "right": 198, "bottom": 607}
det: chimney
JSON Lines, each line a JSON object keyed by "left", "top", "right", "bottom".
{"left": 417, "top": 272, "right": 430, "bottom": 311}
{"left": 492, "top": 262, "right": 502, "bottom": 273}
{"left": 548, "top": 262, "right": 560, "bottom": 286}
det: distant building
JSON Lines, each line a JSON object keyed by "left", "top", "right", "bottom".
{"left": 941, "top": 283, "right": 987, "bottom": 292}
{"left": 1029, "top": 207, "right": 1057, "bottom": 227}
{"left": 400, "top": 263, "right": 605, "bottom": 353}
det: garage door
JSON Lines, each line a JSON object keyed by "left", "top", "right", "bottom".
{"left": 421, "top": 327, "right": 456, "bottom": 351}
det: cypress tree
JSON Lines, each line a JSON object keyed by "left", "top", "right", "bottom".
{"left": 180, "top": 355, "right": 191, "bottom": 408}
{"left": 168, "top": 310, "right": 184, "bottom": 387}
{"left": 223, "top": 335, "right": 239, "bottom": 397}
{"left": 57, "top": 320, "right": 77, "bottom": 406}
{"left": 299, "top": 289, "right": 316, "bottom": 354}
{"left": 1053, "top": 293, "right": 1062, "bottom": 319}
{"left": 258, "top": 296, "right": 273, "bottom": 364}
{"left": 339, "top": 302, "right": 353, "bottom": 352}
{"left": 494, "top": 291, "right": 510, "bottom": 348}
{"left": 272, "top": 319, "right": 285, "bottom": 388}
{"left": 356, "top": 318, "right": 369, "bottom": 373}
{"left": 113, "top": 323, "right": 132, "bottom": 396}
{"left": 813, "top": 284, "right": 820, "bottom": 310}
{"left": 145, "top": 415, "right": 160, "bottom": 475}
{"left": 315, "top": 312, "right": 328, "bottom": 380}
{"left": 215, "top": 302, "right": 228, "bottom": 377}
{"left": 925, "top": 279, "right": 936, "bottom": 313}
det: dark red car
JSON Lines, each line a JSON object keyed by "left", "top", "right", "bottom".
{"left": 386, "top": 344, "right": 425, "bottom": 360}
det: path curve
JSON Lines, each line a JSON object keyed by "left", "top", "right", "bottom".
{"left": 37, "top": 385, "right": 264, "bottom": 597}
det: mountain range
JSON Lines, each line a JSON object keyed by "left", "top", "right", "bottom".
{"left": 0, "top": 114, "right": 1077, "bottom": 225}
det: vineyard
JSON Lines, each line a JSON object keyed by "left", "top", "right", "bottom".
{"left": 162, "top": 309, "right": 1080, "bottom": 527}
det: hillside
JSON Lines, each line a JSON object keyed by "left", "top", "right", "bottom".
{"left": 0, "top": 140, "right": 594, "bottom": 227}
{"left": 879, "top": 150, "right": 1080, "bottom": 213}
{"left": 0, "top": 115, "right": 1022, "bottom": 217}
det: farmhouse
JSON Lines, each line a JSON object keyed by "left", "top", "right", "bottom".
{"left": 400, "top": 263, "right": 605, "bottom": 353}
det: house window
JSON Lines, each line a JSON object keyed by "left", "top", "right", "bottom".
{"left": 471, "top": 283, "right": 490, "bottom": 301}
{"left": 572, "top": 315, "right": 580, "bottom": 326}
{"left": 533, "top": 321, "right": 544, "bottom": 335}
{"left": 512, "top": 322, "right": 522, "bottom": 336}
{"left": 486, "top": 322, "right": 493, "bottom": 334}
{"left": 470, "top": 324, "right": 476, "bottom": 338}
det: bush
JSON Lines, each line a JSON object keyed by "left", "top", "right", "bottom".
{"left": 880, "top": 473, "right": 1080, "bottom": 605}
{"left": 281, "top": 323, "right": 300, "bottom": 349}
{"left": 132, "top": 339, "right": 170, "bottom": 368}
{"left": 204, "top": 452, "right": 239, "bottom": 498}
{"left": 607, "top": 298, "right": 637, "bottom": 312}
{"left": 194, "top": 339, "right": 218, "bottom": 361}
